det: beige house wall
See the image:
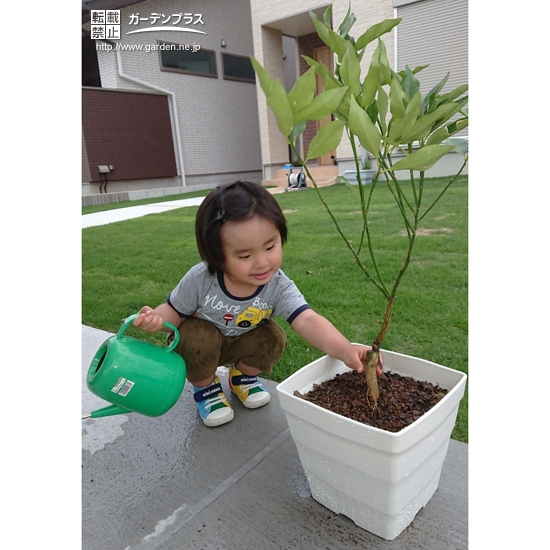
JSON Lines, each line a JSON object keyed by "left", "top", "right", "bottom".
{"left": 258, "top": 26, "right": 288, "bottom": 173}
{"left": 250, "top": 2, "right": 328, "bottom": 177}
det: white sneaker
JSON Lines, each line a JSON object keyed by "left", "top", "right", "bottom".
{"left": 193, "top": 376, "right": 234, "bottom": 426}
{"left": 229, "top": 367, "right": 271, "bottom": 409}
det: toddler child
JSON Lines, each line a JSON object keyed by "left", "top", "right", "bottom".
{"left": 133, "top": 180, "right": 381, "bottom": 426}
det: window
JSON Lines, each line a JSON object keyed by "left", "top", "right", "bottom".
{"left": 160, "top": 43, "right": 217, "bottom": 77}
{"left": 222, "top": 53, "right": 255, "bottom": 83}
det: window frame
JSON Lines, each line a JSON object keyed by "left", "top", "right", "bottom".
{"left": 158, "top": 41, "right": 218, "bottom": 79}
{"left": 221, "top": 52, "right": 256, "bottom": 83}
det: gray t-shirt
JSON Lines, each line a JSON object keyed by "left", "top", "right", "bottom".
{"left": 168, "top": 262, "right": 310, "bottom": 337}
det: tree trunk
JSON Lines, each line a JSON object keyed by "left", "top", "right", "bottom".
{"left": 363, "top": 341, "right": 380, "bottom": 404}
{"left": 364, "top": 297, "right": 396, "bottom": 406}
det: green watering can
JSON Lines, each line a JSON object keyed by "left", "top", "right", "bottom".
{"left": 84, "top": 314, "right": 186, "bottom": 419}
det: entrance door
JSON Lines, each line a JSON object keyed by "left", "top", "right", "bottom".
{"left": 314, "top": 46, "right": 335, "bottom": 165}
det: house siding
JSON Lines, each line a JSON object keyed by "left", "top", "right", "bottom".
{"left": 395, "top": 0, "right": 468, "bottom": 97}
{"left": 84, "top": 0, "right": 262, "bottom": 193}
{"left": 395, "top": 0, "right": 468, "bottom": 138}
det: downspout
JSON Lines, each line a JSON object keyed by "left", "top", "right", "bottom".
{"left": 115, "top": 49, "right": 186, "bottom": 187}
{"left": 393, "top": 7, "right": 398, "bottom": 69}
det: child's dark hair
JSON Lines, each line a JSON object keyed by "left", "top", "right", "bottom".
{"left": 195, "top": 180, "right": 288, "bottom": 273}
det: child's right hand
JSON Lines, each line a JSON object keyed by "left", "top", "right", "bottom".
{"left": 132, "top": 306, "right": 165, "bottom": 333}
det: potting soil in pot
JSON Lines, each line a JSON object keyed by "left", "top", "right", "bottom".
{"left": 294, "top": 370, "right": 448, "bottom": 432}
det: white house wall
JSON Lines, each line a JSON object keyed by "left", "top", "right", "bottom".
{"left": 90, "top": 0, "right": 262, "bottom": 188}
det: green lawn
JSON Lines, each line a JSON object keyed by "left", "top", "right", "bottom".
{"left": 82, "top": 176, "right": 468, "bottom": 442}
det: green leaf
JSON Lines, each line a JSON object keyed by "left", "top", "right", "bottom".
{"left": 377, "top": 85, "right": 388, "bottom": 134}
{"left": 348, "top": 95, "right": 381, "bottom": 156}
{"left": 323, "top": 74, "right": 341, "bottom": 91}
{"left": 433, "top": 84, "right": 468, "bottom": 108}
{"left": 267, "top": 79, "right": 294, "bottom": 138}
{"left": 387, "top": 90, "right": 422, "bottom": 143}
{"left": 401, "top": 65, "right": 420, "bottom": 100}
{"left": 338, "top": 6, "right": 356, "bottom": 37}
{"left": 250, "top": 56, "right": 294, "bottom": 138}
{"left": 421, "top": 73, "right": 449, "bottom": 113}
{"left": 366, "top": 100, "right": 379, "bottom": 125}
{"left": 322, "top": 4, "right": 333, "bottom": 27}
{"left": 355, "top": 18, "right": 401, "bottom": 50}
{"left": 372, "top": 40, "right": 392, "bottom": 86}
{"left": 391, "top": 144, "right": 455, "bottom": 171}
{"left": 310, "top": 11, "right": 348, "bottom": 60}
{"left": 426, "top": 117, "right": 469, "bottom": 146}
{"left": 291, "top": 121, "right": 307, "bottom": 141}
{"left": 398, "top": 64, "right": 429, "bottom": 76}
{"left": 399, "top": 102, "right": 457, "bottom": 143}
{"left": 389, "top": 75, "right": 406, "bottom": 118}
{"left": 340, "top": 43, "right": 361, "bottom": 96}
{"left": 288, "top": 67, "right": 317, "bottom": 113}
{"left": 305, "top": 119, "right": 346, "bottom": 161}
{"left": 361, "top": 62, "right": 379, "bottom": 108}
{"left": 250, "top": 56, "right": 274, "bottom": 97}
{"left": 335, "top": 93, "right": 351, "bottom": 120}
{"left": 295, "top": 86, "right": 349, "bottom": 123}
{"left": 302, "top": 55, "right": 339, "bottom": 88}
{"left": 425, "top": 99, "right": 468, "bottom": 136}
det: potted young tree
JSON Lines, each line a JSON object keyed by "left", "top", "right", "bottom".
{"left": 251, "top": 4, "right": 468, "bottom": 540}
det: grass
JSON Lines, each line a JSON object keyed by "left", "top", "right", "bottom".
{"left": 82, "top": 176, "right": 468, "bottom": 442}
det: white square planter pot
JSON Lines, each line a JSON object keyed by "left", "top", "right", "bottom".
{"left": 343, "top": 169, "right": 376, "bottom": 184}
{"left": 276, "top": 350, "right": 467, "bottom": 540}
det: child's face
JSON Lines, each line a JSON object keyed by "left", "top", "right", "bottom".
{"left": 220, "top": 215, "right": 283, "bottom": 296}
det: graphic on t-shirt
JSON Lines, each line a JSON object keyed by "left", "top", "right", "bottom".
{"left": 235, "top": 306, "right": 273, "bottom": 328}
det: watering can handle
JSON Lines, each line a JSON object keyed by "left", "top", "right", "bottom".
{"left": 117, "top": 313, "right": 181, "bottom": 352}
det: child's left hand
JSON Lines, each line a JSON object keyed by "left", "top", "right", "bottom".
{"left": 341, "top": 344, "right": 383, "bottom": 376}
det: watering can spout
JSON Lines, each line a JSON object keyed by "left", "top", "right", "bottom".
{"left": 86, "top": 404, "right": 132, "bottom": 419}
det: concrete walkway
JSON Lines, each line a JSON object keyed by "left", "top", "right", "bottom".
{"left": 82, "top": 198, "right": 467, "bottom": 549}
{"left": 82, "top": 184, "right": 314, "bottom": 228}
{"left": 82, "top": 196, "right": 205, "bottom": 228}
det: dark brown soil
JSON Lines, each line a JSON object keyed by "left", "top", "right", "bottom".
{"left": 294, "top": 370, "right": 448, "bottom": 433}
